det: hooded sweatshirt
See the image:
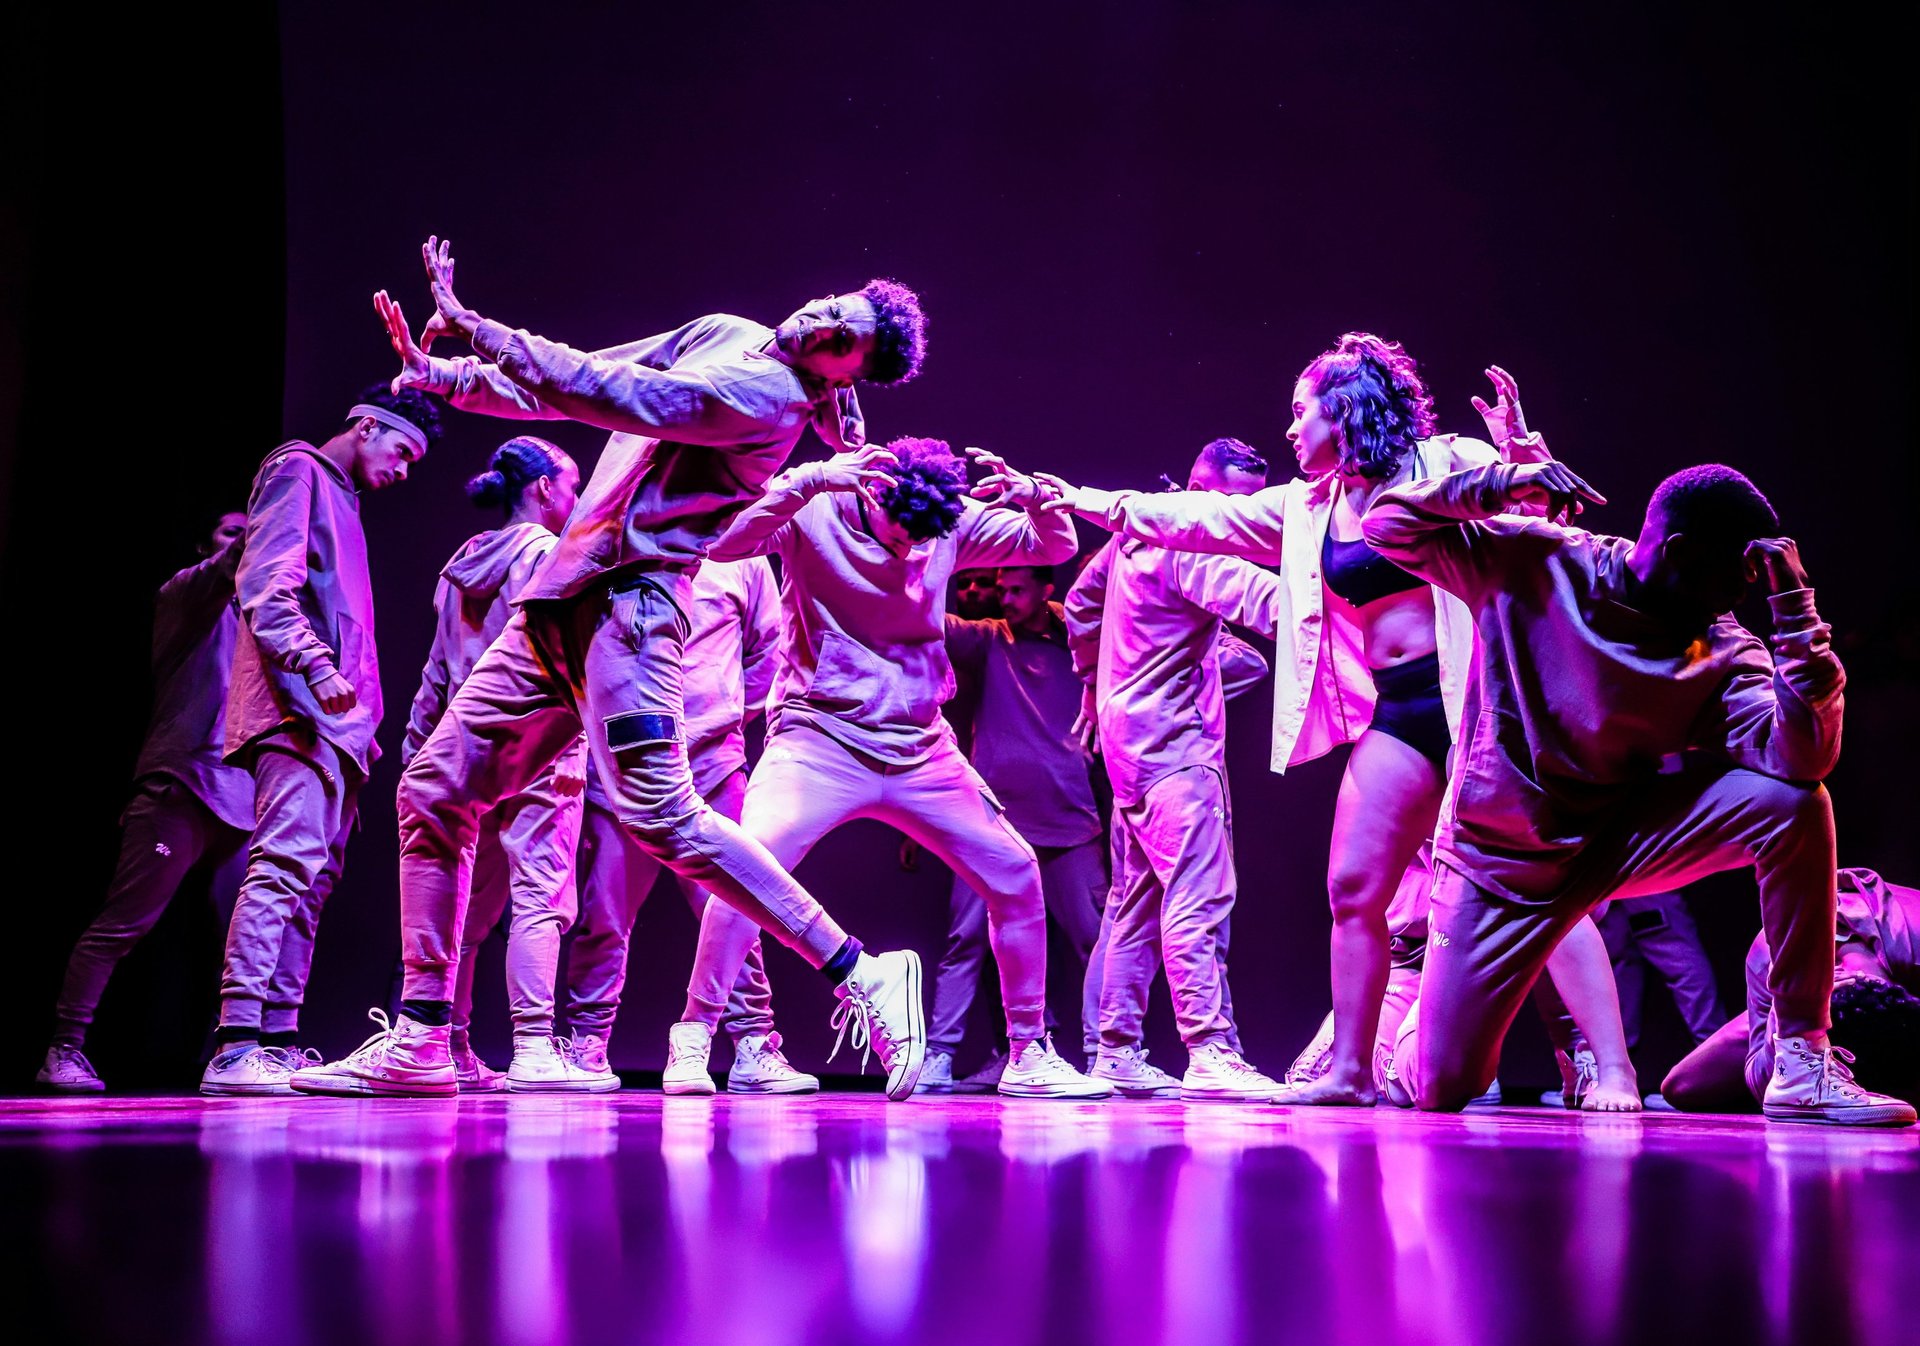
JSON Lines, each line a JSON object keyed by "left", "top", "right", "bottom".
{"left": 402, "top": 522, "right": 559, "bottom": 767}
{"left": 132, "top": 547, "right": 255, "bottom": 831}
{"left": 226, "top": 443, "right": 383, "bottom": 776}
{"left": 707, "top": 468, "right": 1080, "bottom": 766}
{"left": 422, "top": 315, "right": 862, "bottom": 601}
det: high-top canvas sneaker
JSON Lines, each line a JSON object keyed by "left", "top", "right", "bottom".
{"left": 914, "top": 1051, "right": 956, "bottom": 1094}
{"left": 1000, "top": 1035, "right": 1114, "bottom": 1098}
{"left": 289, "top": 1009, "right": 457, "bottom": 1097}
{"left": 448, "top": 1032, "right": 505, "bottom": 1092}
{"left": 662, "top": 1022, "right": 718, "bottom": 1096}
{"left": 1556, "top": 1043, "right": 1600, "bottom": 1108}
{"left": 1092, "top": 1044, "right": 1182, "bottom": 1099}
{"left": 571, "top": 1032, "right": 615, "bottom": 1079}
{"left": 828, "top": 950, "right": 925, "bottom": 1101}
{"left": 1181, "top": 1042, "right": 1281, "bottom": 1101}
{"left": 38, "top": 1044, "right": 105, "bottom": 1093}
{"left": 728, "top": 1031, "right": 820, "bottom": 1094}
{"left": 1285, "top": 1012, "right": 1337, "bottom": 1086}
{"left": 202, "top": 1043, "right": 297, "bottom": 1097}
{"left": 1763, "top": 1036, "right": 1917, "bottom": 1127}
{"left": 508, "top": 1035, "right": 621, "bottom": 1093}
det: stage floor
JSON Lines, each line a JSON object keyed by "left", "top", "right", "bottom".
{"left": 4, "top": 1093, "right": 1915, "bottom": 1346}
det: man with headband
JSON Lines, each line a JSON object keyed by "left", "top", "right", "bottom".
{"left": 292, "top": 239, "right": 934, "bottom": 1100}
{"left": 200, "top": 386, "right": 443, "bottom": 1095}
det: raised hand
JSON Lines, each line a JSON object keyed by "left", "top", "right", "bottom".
{"left": 1745, "top": 537, "right": 1810, "bottom": 594}
{"left": 1033, "top": 471, "right": 1083, "bottom": 515}
{"left": 966, "top": 446, "right": 1047, "bottom": 508}
{"left": 374, "top": 291, "right": 438, "bottom": 395}
{"left": 1471, "top": 365, "right": 1550, "bottom": 462}
{"left": 422, "top": 235, "right": 479, "bottom": 341}
{"left": 1505, "top": 460, "right": 1606, "bottom": 525}
{"left": 818, "top": 444, "right": 900, "bottom": 516}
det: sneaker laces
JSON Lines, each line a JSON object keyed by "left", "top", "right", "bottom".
{"left": 829, "top": 991, "right": 890, "bottom": 1077}
{"left": 53, "top": 1044, "right": 98, "bottom": 1075}
{"left": 1811, "top": 1042, "right": 1870, "bottom": 1100}
{"left": 340, "top": 1008, "right": 400, "bottom": 1066}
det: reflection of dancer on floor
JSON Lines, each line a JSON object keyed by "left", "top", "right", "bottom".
{"left": 41, "top": 512, "right": 252, "bottom": 1093}
{"left": 1366, "top": 449, "right": 1914, "bottom": 1126}
{"left": 1064, "top": 438, "right": 1285, "bottom": 1100}
{"left": 1664, "top": 867, "right": 1920, "bottom": 1114}
{"left": 294, "top": 239, "right": 934, "bottom": 1100}
{"left": 397, "top": 436, "right": 603, "bottom": 1092}
{"left": 564, "top": 555, "right": 820, "bottom": 1096}
{"left": 677, "top": 436, "right": 1110, "bottom": 1098}
{"left": 1045, "top": 338, "right": 1638, "bottom": 1110}
{"left": 203, "top": 388, "right": 442, "bottom": 1096}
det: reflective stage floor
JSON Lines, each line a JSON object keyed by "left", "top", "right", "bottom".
{"left": 5, "top": 1093, "right": 1916, "bottom": 1346}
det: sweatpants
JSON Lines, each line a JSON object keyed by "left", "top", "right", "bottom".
{"left": 450, "top": 769, "right": 584, "bottom": 1040}
{"left": 218, "top": 732, "right": 359, "bottom": 1035}
{"left": 1097, "top": 765, "right": 1240, "bottom": 1050}
{"left": 398, "top": 577, "right": 847, "bottom": 1009}
{"left": 685, "top": 723, "right": 1048, "bottom": 1041}
{"left": 1397, "top": 767, "right": 1835, "bottom": 1110}
{"left": 929, "top": 836, "right": 1106, "bottom": 1059}
{"left": 54, "top": 778, "right": 249, "bottom": 1044}
{"left": 1596, "top": 892, "right": 1727, "bottom": 1046}
{"left": 567, "top": 769, "right": 775, "bottom": 1041}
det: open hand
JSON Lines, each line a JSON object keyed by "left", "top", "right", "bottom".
{"left": 422, "top": 236, "right": 478, "bottom": 341}
{"left": 1033, "top": 471, "right": 1083, "bottom": 515}
{"left": 311, "top": 672, "right": 358, "bottom": 716}
{"left": 1745, "top": 537, "right": 1810, "bottom": 594}
{"left": 374, "top": 291, "right": 439, "bottom": 394}
{"left": 1506, "top": 461, "right": 1605, "bottom": 525}
{"left": 966, "top": 446, "right": 1047, "bottom": 508}
{"left": 1470, "top": 365, "right": 1534, "bottom": 453}
{"left": 819, "top": 445, "right": 899, "bottom": 517}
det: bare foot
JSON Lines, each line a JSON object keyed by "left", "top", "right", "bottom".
{"left": 1581, "top": 1068, "right": 1644, "bottom": 1113}
{"left": 1270, "top": 1072, "right": 1378, "bottom": 1108}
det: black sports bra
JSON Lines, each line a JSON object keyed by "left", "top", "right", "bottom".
{"left": 1322, "top": 527, "right": 1424, "bottom": 606}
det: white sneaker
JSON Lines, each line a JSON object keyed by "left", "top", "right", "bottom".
{"left": 571, "top": 1032, "right": 616, "bottom": 1080}
{"left": 662, "top": 1022, "right": 717, "bottom": 1096}
{"left": 1762, "top": 1036, "right": 1918, "bottom": 1127}
{"left": 1285, "top": 1011, "right": 1337, "bottom": 1086}
{"left": 915, "top": 1051, "right": 956, "bottom": 1095}
{"left": 1092, "top": 1044, "right": 1182, "bottom": 1099}
{"left": 1001, "top": 1035, "right": 1114, "bottom": 1098}
{"left": 38, "top": 1044, "right": 105, "bottom": 1093}
{"left": 201, "top": 1043, "right": 296, "bottom": 1097}
{"left": 1181, "top": 1042, "right": 1281, "bottom": 1101}
{"left": 728, "top": 1031, "right": 820, "bottom": 1094}
{"left": 508, "top": 1035, "right": 621, "bottom": 1093}
{"left": 288, "top": 1009, "right": 457, "bottom": 1097}
{"left": 1556, "top": 1043, "right": 1600, "bottom": 1108}
{"left": 449, "top": 1033, "right": 506, "bottom": 1093}
{"left": 828, "top": 950, "right": 925, "bottom": 1101}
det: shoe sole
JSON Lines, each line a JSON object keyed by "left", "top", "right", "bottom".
{"left": 884, "top": 951, "right": 926, "bottom": 1102}
{"left": 1182, "top": 1087, "right": 1281, "bottom": 1102}
{"left": 1764, "top": 1102, "right": 1919, "bottom": 1127}
{"left": 662, "top": 1077, "right": 718, "bottom": 1096}
{"left": 506, "top": 1077, "right": 624, "bottom": 1093}
{"left": 39, "top": 1081, "right": 107, "bottom": 1094}
{"left": 288, "top": 1074, "right": 457, "bottom": 1098}
{"left": 200, "top": 1083, "right": 295, "bottom": 1096}
{"left": 728, "top": 1078, "right": 821, "bottom": 1094}
{"left": 998, "top": 1083, "right": 1117, "bottom": 1099}
{"left": 1100, "top": 1082, "right": 1181, "bottom": 1099}
{"left": 457, "top": 1080, "right": 509, "bottom": 1093}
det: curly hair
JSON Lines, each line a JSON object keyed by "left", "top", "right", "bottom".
{"left": 1301, "top": 333, "right": 1435, "bottom": 481}
{"left": 859, "top": 278, "right": 929, "bottom": 387}
{"left": 349, "top": 382, "right": 446, "bottom": 446}
{"left": 1650, "top": 464, "right": 1780, "bottom": 545}
{"left": 876, "top": 435, "right": 966, "bottom": 541}
{"left": 1831, "top": 976, "right": 1920, "bottom": 1097}
{"left": 467, "top": 436, "right": 567, "bottom": 517}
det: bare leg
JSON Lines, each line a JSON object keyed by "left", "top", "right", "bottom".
{"left": 1545, "top": 917, "right": 1642, "bottom": 1112}
{"left": 1662, "top": 1013, "right": 1758, "bottom": 1113}
{"left": 1279, "top": 730, "right": 1444, "bottom": 1106}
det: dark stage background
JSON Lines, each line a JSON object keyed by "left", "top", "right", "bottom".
{"left": 4, "top": 4, "right": 1914, "bottom": 1088}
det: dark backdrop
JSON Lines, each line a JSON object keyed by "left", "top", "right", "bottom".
{"left": 5, "top": 3, "right": 1914, "bottom": 1088}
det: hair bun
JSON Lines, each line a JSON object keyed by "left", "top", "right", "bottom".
{"left": 466, "top": 469, "right": 509, "bottom": 508}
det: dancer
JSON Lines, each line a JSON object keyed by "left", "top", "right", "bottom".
{"left": 1596, "top": 892, "right": 1726, "bottom": 1050}
{"left": 1042, "top": 342, "right": 1639, "bottom": 1110}
{"left": 395, "top": 436, "right": 608, "bottom": 1092}
{"left": 1664, "top": 867, "right": 1920, "bottom": 1112}
{"left": 293, "top": 241, "right": 933, "bottom": 1100}
{"left": 674, "top": 437, "right": 1110, "bottom": 1098}
{"left": 1364, "top": 453, "right": 1914, "bottom": 1125}
{"left": 921, "top": 563, "right": 1106, "bottom": 1092}
{"left": 1065, "top": 437, "right": 1286, "bottom": 1099}
{"left": 41, "top": 512, "right": 251, "bottom": 1092}
{"left": 566, "top": 554, "right": 820, "bottom": 1095}
{"left": 202, "top": 386, "right": 442, "bottom": 1095}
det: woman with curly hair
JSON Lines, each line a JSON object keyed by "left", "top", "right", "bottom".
{"left": 1044, "top": 335, "right": 1640, "bottom": 1110}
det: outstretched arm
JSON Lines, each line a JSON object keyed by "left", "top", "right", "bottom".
{"left": 705, "top": 446, "right": 899, "bottom": 561}
{"left": 1168, "top": 552, "right": 1286, "bottom": 639}
{"left": 1038, "top": 472, "right": 1289, "bottom": 564}
{"left": 953, "top": 447, "right": 1079, "bottom": 569}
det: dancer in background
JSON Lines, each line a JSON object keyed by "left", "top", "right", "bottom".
{"left": 1664, "top": 867, "right": 1920, "bottom": 1112}
{"left": 1044, "top": 345, "right": 1639, "bottom": 1110}
{"left": 921, "top": 563, "right": 1106, "bottom": 1092}
{"left": 1365, "top": 453, "right": 1913, "bottom": 1126}
{"left": 565, "top": 554, "right": 820, "bottom": 1095}
{"left": 675, "top": 438, "right": 1109, "bottom": 1098}
{"left": 41, "top": 512, "right": 252, "bottom": 1092}
{"left": 391, "top": 436, "right": 607, "bottom": 1092}
{"left": 203, "top": 386, "right": 442, "bottom": 1095}
{"left": 1065, "top": 437, "right": 1284, "bottom": 1100}
{"left": 1596, "top": 892, "right": 1726, "bottom": 1052}
{"left": 294, "top": 242, "right": 932, "bottom": 1099}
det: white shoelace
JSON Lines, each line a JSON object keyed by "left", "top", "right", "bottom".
{"left": 340, "top": 1008, "right": 399, "bottom": 1066}
{"left": 1812, "top": 1043, "right": 1869, "bottom": 1100}
{"left": 829, "top": 995, "right": 885, "bottom": 1076}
